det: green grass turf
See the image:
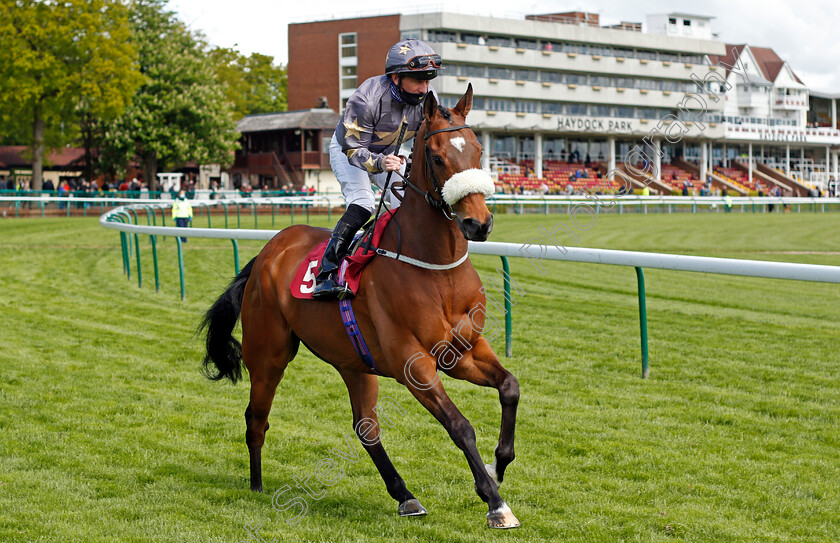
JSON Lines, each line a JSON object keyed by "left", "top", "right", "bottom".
{"left": 1, "top": 209, "right": 839, "bottom": 542}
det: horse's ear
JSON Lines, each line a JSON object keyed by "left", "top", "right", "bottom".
{"left": 424, "top": 90, "right": 438, "bottom": 120}
{"left": 453, "top": 83, "right": 473, "bottom": 117}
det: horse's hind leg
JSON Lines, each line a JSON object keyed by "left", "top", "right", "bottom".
{"left": 242, "top": 314, "right": 300, "bottom": 492}
{"left": 339, "top": 370, "right": 425, "bottom": 516}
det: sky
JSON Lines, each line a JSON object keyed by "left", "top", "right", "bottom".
{"left": 169, "top": 0, "right": 840, "bottom": 93}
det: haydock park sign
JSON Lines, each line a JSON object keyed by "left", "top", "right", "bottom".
{"left": 557, "top": 116, "right": 636, "bottom": 133}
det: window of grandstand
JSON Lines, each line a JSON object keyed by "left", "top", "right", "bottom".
{"left": 565, "top": 73, "right": 586, "bottom": 85}
{"left": 591, "top": 105, "right": 612, "bottom": 117}
{"left": 514, "top": 69, "right": 538, "bottom": 81}
{"left": 516, "top": 100, "right": 539, "bottom": 113}
{"left": 488, "top": 67, "right": 513, "bottom": 79}
{"left": 461, "top": 32, "right": 481, "bottom": 44}
{"left": 613, "top": 76, "right": 632, "bottom": 88}
{"left": 635, "top": 108, "right": 657, "bottom": 119}
{"left": 566, "top": 103, "right": 588, "bottom": 115}
{"left": 515, "top": 38, "right": 538, "bottom": 49}
{"left": 400, "top": 30, "right": 421, "bottom": 40}
{"left": 486, "top": 35, "right": 512, "bottom": 47}
{"left": 637, "top": 78, "right": 659, "bottom": 90}
{"left": 588, "top": 45, "right": 606, "bottom": 56}
{"left": 564, "top": 42, "right": 587, "bottom": 54}
{"left": 339, "top": 33, "right": 356, "bottom": 58}
{"left": 660, "top": 52, "right": 680, "bottom": 62}
{"left": 589, "top": 75, "right": 610, "bottom": 87}
{"left": 612, "top": 47, "right": 633, "bottom": 58}
{"left": 542, "top": 102, "right": 564, "bottom": 114}
{"left": 681, "top": 54, "right": 704, "bottom": 64}
{"left": 636, "top": 49, "right": 657, "bottom": 61}
{"left": 340, "top": 66, "right": 357, "bottom": 90}
{"left": 428, "top": 30, "right": 457, "bottom": 42}
{"left": 660, "top": 80, "right": 680, "bottom": 92}
{"left": 668, "top": 17, "right": 677, "bottom": 25}
{"left": 493, "top": 135, "right": 515, "bottom": 157}
{"left": 439, "top": 96, "right": 458, "bottom": 108}
{"left": 485, "top": 98, "right": 514, "bottom": 111}
{"left": 540, "top": 71, "right": 565, "bottom": 83}
{"left": 615, "top": 106, "right": 634, "bottom": 118}
{"left": 458, "top": 64, "right": 486, "bottom": 78}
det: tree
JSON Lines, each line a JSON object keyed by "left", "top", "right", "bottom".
{"left": 209, "top": 47, "right": 288, "bottom": 120}
{"left": 100, "top": 0, "right": 239, "bottom": 190}
{"left": 0, "top": 0, "right": 141, "bottom": 189}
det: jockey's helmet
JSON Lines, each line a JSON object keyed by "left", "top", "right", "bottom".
{"left": 385, "top": 39, "right": 444, "bottom": 80}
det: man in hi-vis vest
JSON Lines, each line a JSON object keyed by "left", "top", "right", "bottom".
{"left": 172, "top": 188, "right": 193, "bottom": 242}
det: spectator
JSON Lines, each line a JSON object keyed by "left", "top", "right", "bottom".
{"left": 584, "top": 154, "right": 591, "bottom": 168}
{"left": 57, "top": 180, "right": 69, "bottom": 209}
{"left": 43, "top": 179, "right": 55, "bottom": 193}
{"left": 171, "top": 188, "right": 193, "bottom": 242}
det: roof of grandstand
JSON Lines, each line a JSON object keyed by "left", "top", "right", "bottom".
{"left": 710, "top": 44, "right": 804, "bottom": 85}
{"left": 0, "top": 146, "right": 85, "bottom": 169}
{"left": 237, "top": 108, "right": 340, "bottom": 134}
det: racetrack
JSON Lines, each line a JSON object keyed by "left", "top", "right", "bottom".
{"left": 1, "top": 213, "right": 838, "bottom": 542}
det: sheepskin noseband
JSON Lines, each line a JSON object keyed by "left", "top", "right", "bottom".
{"left": 441, "top": 168, "right": 495, "bottom": 206}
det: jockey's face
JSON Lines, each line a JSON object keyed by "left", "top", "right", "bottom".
{"left": 392, "top": 74, "right": 429, "bottom": 95}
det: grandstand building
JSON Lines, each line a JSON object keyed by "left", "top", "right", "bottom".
{"left": 286, "top": 10, "right": 840, "bottom": 196}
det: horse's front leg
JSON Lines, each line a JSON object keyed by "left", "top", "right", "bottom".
{"left": 397, "top": 344, "right": 520, "bottom": 529}
{"left": 442, "top": 337, "right": 519, "bottom": 487}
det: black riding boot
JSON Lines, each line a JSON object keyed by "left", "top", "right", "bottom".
{"left": 312, "top": 221, "right": 360, "bottom": 300}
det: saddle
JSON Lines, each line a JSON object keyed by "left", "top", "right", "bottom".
{"left": 290, "top": 209, "right": 398, "bottom": 300}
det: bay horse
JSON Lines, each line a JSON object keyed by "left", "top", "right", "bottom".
{"left": 200, "top": 85, "right": 521, "bottom": 528}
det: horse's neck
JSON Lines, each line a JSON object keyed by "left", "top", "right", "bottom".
{"left": 388, "top": 190, "right": 466, "bottom": 264}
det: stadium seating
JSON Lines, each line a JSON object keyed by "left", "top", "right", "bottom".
{"left": 659, "top": 164, "right": 697, "bottom": 191}
{"left": 715, "top": 167, "right": 753, "bottom": 191}
{"left": 493, "top": 158, "right": 620, "bottom": 193}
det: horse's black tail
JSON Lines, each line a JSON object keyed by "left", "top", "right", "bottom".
{"left": 199, "top": 257, "right": 257, "bottom": 384}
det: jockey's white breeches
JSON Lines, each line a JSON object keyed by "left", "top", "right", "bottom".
{"left": 330, "top": 133, "right": 405, "bottom": 212}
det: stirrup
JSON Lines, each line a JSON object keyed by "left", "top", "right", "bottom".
{"left": 312, "top": 275, "right": 354, "bottom": 301}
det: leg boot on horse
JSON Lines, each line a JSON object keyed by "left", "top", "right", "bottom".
{"left": 201, "top": 84, "right": 520, "bottom": 528}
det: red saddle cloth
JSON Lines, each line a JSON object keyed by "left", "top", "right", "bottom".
{"left": 290, "top": 210, "right": 397, "bottom": 300}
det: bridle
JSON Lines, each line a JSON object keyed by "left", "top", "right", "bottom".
{"left": 396, "top": 122, "right": 474, "bottom": 220}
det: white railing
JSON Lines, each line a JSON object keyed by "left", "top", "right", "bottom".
{"left": 97, "top": 198, "right": 840, "bottom": 283}
{"left": 6, "top": 194, "right": 840, "bottom": 218}
{"left": 98, "top": 199, "right": 840, "bottom": 377}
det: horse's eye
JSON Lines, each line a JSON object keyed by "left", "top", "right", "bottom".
{"left": 432, "top": 156, "right": 444, "bottom": 166}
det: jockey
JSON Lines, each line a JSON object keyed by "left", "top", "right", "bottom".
{"left": 312, "top": 38, "right": 443, "bottom": 300}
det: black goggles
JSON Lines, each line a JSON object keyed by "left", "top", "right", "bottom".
{"left": 405, "top": 54, "right": 442, "bottom": 70}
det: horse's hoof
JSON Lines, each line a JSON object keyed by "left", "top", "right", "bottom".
{"left": 398, "top": 498, "right": 427, "bottom": 517}
{"left": 485, "top": 462, "right": 500, "bottom": 487}
{"left": 486, "top": 502, "right": 520, "bottom": 529}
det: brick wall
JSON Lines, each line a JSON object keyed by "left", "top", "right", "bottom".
{"left": 288, "top": 15, "right": 400, "bottom": 111}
